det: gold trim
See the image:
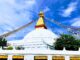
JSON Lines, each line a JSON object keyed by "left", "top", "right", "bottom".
{"left": 52, "top": 56, "right": 65, "bottom": 60}
{"left": 0, "top": 55, "right": 8, "bottom": 59}
{"left": 70, "top": 56, "right": 80, "bottom": 60}
{"left": 34, "top": 56, "right": 47, "bottom": 59}
{"left": 13, "top": 56, "right": 24, "bottom": 59}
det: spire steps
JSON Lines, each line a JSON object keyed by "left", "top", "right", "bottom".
{"left": 35, "top": 11, "right": 47, "bottom": 29}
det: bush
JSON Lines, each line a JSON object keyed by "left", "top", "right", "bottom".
{"left": 16, "top": 46, "right": 24, "bottom": 50}
{"left": 7, "top": 46, "right": 13, "bottom": 50}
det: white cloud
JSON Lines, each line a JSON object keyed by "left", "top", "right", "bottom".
{"left": 0, "top": 0, "right": 36, "bottom": 26}
{"left": 71, "top": 17, "right": 80, "bottom": 27}
{"left": 54, "top": 28, "right": 64, "bottom": 34}
{"left": 0, "top": 0, "right": 36, "bottom": 39}
{"left": 43, "top": 7, "right": 50, "bottom": 13}
{"left": 61, "top": 2, "right": 77, "bottom": 17}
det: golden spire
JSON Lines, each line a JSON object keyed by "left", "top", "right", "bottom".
{"left": 39, "top": 11, "right": 44, "bottom": 17}
{"left": 35, "top": 11, "right": 47, "bottom": 29}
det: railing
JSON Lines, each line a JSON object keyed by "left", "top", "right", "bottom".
{"left": 0, "top": 48, "right": 80, "bottom": 60}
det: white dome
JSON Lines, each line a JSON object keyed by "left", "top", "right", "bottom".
{"left": 22, "top": 12, "right": 59, "bottom": 49}
{"left": 23, "top": 29, "right": 58, "bottom": 47}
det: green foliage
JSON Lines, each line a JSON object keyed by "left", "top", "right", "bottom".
{"left": 54, "top": 34, "right": 80, "bottom": 50}
{"left": 0, "top": 37, "right": 7, "bottom": 48}
{"left": 16, "top": 46, "right": 21, "bottom": 50}
{"left": 16, "top": 46, "right": 24, "bottom": 50}
{"left": 7, "top": 46, "right": 13, "bottom": 50}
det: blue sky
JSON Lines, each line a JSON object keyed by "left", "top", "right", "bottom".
{"left": 0, "top": 0, "right": 80, "bottom": 40}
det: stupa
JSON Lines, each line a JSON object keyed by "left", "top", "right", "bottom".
{"left": 23, "top": 11, "right": 58, "bottom": 50}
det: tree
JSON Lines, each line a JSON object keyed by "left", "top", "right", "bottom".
{"left": 54, "top": 34, "right": 80, "bottom": 50}
{"left": 0, "top": 37, "right": 7, "bottom": 49}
